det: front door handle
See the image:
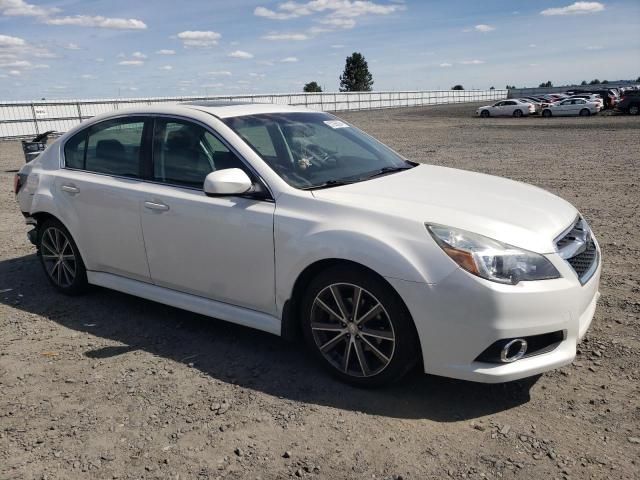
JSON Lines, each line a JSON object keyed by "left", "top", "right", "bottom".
{"left": 61, "top": 184, "right": 80, "bottom": 194}
{"left": 144, "top": 201, "right": 170, "bottom": 212}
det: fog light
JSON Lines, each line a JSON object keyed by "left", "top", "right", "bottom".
{"left": 500, "top": 338, "right": 528, "bottom": 363}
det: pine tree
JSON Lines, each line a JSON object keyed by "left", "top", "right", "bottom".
{"left": 339, "top": 53, "right": 373, "bottom": 92}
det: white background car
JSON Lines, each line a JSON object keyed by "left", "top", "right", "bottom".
{"left": 568, "top": 94, "right": 604, "bottom": 109}
{"left": 14, "top": 102, "right": 601, "bottom": 386}
{"left": 476, "top": 99, "right": 535, "bottom": 117}
{"left": 542, "top": 98, "right": 600, "bottom": 117}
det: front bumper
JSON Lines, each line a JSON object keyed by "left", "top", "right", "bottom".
{"left": 387, "top": 252, "right": 601, "bottom": 383}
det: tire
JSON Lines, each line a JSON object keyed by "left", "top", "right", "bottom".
{"left": 629, "top": 104, "right": 640, "bottom": 115}
{"left": 480, "top": 110, "right": 490, "bottom": 118}
{"left": 37, "top": 218, "right": 88, "bottom": 295}
{"left": 579, "top": 108, "right": 591, "bottom": 117}
{"left": 542, "top": 109, "right": 552, "bottom": 118}
{"left": 301, "top": 265, "right": 419, "bottom": 387}
{"left": 513, "top": 109, "right": 523, "bottom": 117}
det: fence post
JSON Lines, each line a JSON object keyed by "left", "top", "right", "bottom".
{"left": 76, "top": 102, "right": 83, "bottom": 123}
{"left": 30, "top": 103, "right": 39, "bottom": 135}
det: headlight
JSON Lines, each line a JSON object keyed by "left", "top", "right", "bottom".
{"left": 426, "top": 224, "right": 560, "bottom": 284}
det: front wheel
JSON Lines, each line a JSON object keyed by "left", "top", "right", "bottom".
{"left": 38, "top": 219, "right": 88, "bottom": 295}
{"left": 542, "top": 109, "right": 552, "bottom": 118}
{"left": 579, "top": 108, "right": 591, "bottom": 117}
{"left": 301, "top": 266, "right": 419, "bottom": 387}
{"left": 629, "top": 104, "right": 639, "bottom": 115}
{"left": 480, "top": 110, "right": 490, "bottom": 118}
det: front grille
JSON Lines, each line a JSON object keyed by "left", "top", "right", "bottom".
{"left": 567, "top": 239, "right": 597, "bottom": 278}
{"left": 555, "top": 217, "right": 599, "bottom": 284}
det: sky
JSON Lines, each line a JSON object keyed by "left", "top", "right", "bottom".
{"left": 1, "top": 0, "right": 639, "bottom": 100}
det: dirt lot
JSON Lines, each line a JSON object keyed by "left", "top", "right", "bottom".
{"left": 1, "top": 103, "right": 639, "bottom": 480}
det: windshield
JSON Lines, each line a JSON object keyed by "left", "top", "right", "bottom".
{"left": 223, "top": 112, "right": 414, "bottom": 189}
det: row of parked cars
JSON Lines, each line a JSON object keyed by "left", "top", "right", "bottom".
{"left": 476, "top": 85, "right": 640, "bottom": 118}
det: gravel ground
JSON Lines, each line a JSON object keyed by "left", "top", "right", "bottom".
{"left": 1, "top": 103, "right": 639, "bottom": 480}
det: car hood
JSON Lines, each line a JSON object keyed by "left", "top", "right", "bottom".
{"left": 311, "top": 164, "right": 577, "bottom": 253}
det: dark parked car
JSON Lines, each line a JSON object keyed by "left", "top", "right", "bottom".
{"left": 615, "top": 91, "right": 640, "bottom": 115}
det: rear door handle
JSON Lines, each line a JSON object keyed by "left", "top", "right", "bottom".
{"left": 144, "top": 201, "right": 170, "bottom": 212}
{"left": 61, "top": 184, "right": 80, "bottom": 194}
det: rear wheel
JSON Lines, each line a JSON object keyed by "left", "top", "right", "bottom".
{"left": 301, "top": 266, "right": 419, "bottom": 387}
{"left": 38, "top": 219, "right": 88, "bottom": 295}
{"left": 579, "top": 108, "right": 591, "bottom": 117}
{"left": 629, "top": 104, "right": 639, "bottom": 115}
{"left": 480, "top": 110, "right": 490, "bottom": 118}
{"left": 542, "top": 109, "right": 552, "bottom": 118}
{"left": 513, "top": 109, "right": 523, "bottom": 117}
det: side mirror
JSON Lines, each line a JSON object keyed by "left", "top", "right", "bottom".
{"left": 203, "top": 168, "right": 253, "bottom": 196}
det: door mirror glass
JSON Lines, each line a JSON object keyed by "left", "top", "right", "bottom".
{"left": 203, "top": 168, "right": 253, "bottom": 196}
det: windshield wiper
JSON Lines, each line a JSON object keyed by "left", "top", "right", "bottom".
{"left": 357, "top": 165, "right": 415, "bottom": 181}
{"left": 302, "top": 179, "right": 354, "bottom": 190}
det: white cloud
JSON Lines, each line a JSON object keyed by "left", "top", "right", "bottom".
{"left": 44, "top": 15, "right": 147, "bottom": 29}
{"left": 0, "top": 0, "right": 59, "bottom": 17}
{"left": 176, "top": 30, "right": 221, "bottom": 48}
{"left": 263, "top": 32, "right": 309, "bottom": 41}
{"left": 529, "top": 43, "right": 537, "bottom": 48}
{"left": 159, "top": 65, "right": 173, "bottom": 70}
{"left": 585, "top": 45, "right": 603, "bottom": 50}
{"left": 0, "top": 34, "right": 25, "bottom": 47}
{"left": 331, "top": 44, "right": 344, "bottom": 48}
{"left": 80, "top": 74, "right": 96, "bottom": 79}
{"left": 281, "top": 56, "right": 298, "bottom": 63}
{"left": 255, "top": 0, "right": 404, "bottom": 30}
{"left": 439, "top": 63, "right": 452, "bottom": 67}
{"left": 202, "top": 82, "right": 224, "bottom": 88}
{"left": 207, "top": 70, "right": 232, "bottom": 76}
{"left": 249, "top": 72, "right": 266, "bottom": 78}
{"left": 132, "top": 51, "right": 147, "bottom": 59}
{"left": 118, "top": 60, "right": 144, "bottom": 66}
{"left": 0, "top": 56, "right": 49, "bottom": 73}
{"left": 318, "top": 17, "right": 356, "bottom": 29}
{"left": 64, "top": 42, "right": 80, "bottom": 50}
{"left": 228, "top": 50, "right": 253, "bottom": 59}
{"left": 156, "top": 49, "right": 175, "bottom": 55}
{"left": 541, "top": 2, "right": 604, "bottom": 16}
{"left": 474, "top": 24, "right": 495, "bottom": 32}
{"left": 461, "top": 59, "right": 484, "bottom": 65}
{"left": 8, "top": 69, "right": 20, "bottom": 75}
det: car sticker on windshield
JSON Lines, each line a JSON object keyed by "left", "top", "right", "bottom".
{"left": 323, "top": 120, "right": 349, "bottom": 129}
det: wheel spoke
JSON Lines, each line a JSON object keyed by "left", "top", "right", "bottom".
{"left": 360, "top": 328, "right": 394, "bottom": 341}
{"left": 41, "top": 254, "right": 58, "bottom": 260}
{"left": 41, "top": 240, "right": 57, "bottom": 256}
{"left": 351, "top": 287, "right": 362, "bottom": 321}
{"left": 319, "top": 331, "right": 347, "bottom": 353}
{"left": 315, "top": 298, "right": 345, "bottom": 322}
{"left": 355, "top": 303, "right": 382, "bottom": 326}
{"left": 60, "top": 238, "right": 70, "bottom": 255}
{"left": 56, "top": 260, "right": 63, "bottom": 284}
{"left": 353, "top": 339, "right": 371, "bottom": 376}
{"left": 61, "top": 260, "right": 75, "bottom": 277}
{"left": 45, "top": 230, "right": 58, "bottom": 253}
{"left": 330, "top": 285, "right": 349, "bottom": 320}
{"left": 359, "top": 335, "right": 390, "bottom": 364}
{"left": 341, "top": 339, "right": 353, "bottom": 372}
{"left": 311, "top": 322, "right": 344, "bottom": 332}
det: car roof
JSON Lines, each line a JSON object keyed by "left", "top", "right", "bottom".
{"left": 181, "top": 101, "right": 313, "bottom": 118}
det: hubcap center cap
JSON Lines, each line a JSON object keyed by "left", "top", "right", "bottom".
{"left": 347, "top": 323, "right": 358, "bottom": 335}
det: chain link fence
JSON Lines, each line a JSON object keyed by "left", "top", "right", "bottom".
{"left": 0, "top": 89, "right": 507, "bottom": 139}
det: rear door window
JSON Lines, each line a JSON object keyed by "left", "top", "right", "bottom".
{"left": 84, "top": 119, "right": 145, "bottom": 177}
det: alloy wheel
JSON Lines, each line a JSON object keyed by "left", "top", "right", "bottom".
{"left": 310, "top": 283, "right": 396, "bottom": 378}
{"left": 40, "top": 227, "right": 77, "bottom": 288}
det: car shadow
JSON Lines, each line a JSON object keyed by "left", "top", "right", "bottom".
{"left": 0, "top": 253, "right": 539, "bottom": 421}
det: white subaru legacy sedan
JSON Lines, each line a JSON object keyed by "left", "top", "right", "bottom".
{"left": 14, "top": 102, "right": 601, "bottom": 387}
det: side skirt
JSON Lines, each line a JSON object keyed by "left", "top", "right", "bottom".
{"left": 87, "top": 271, "right": 282, "bottom": 336}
